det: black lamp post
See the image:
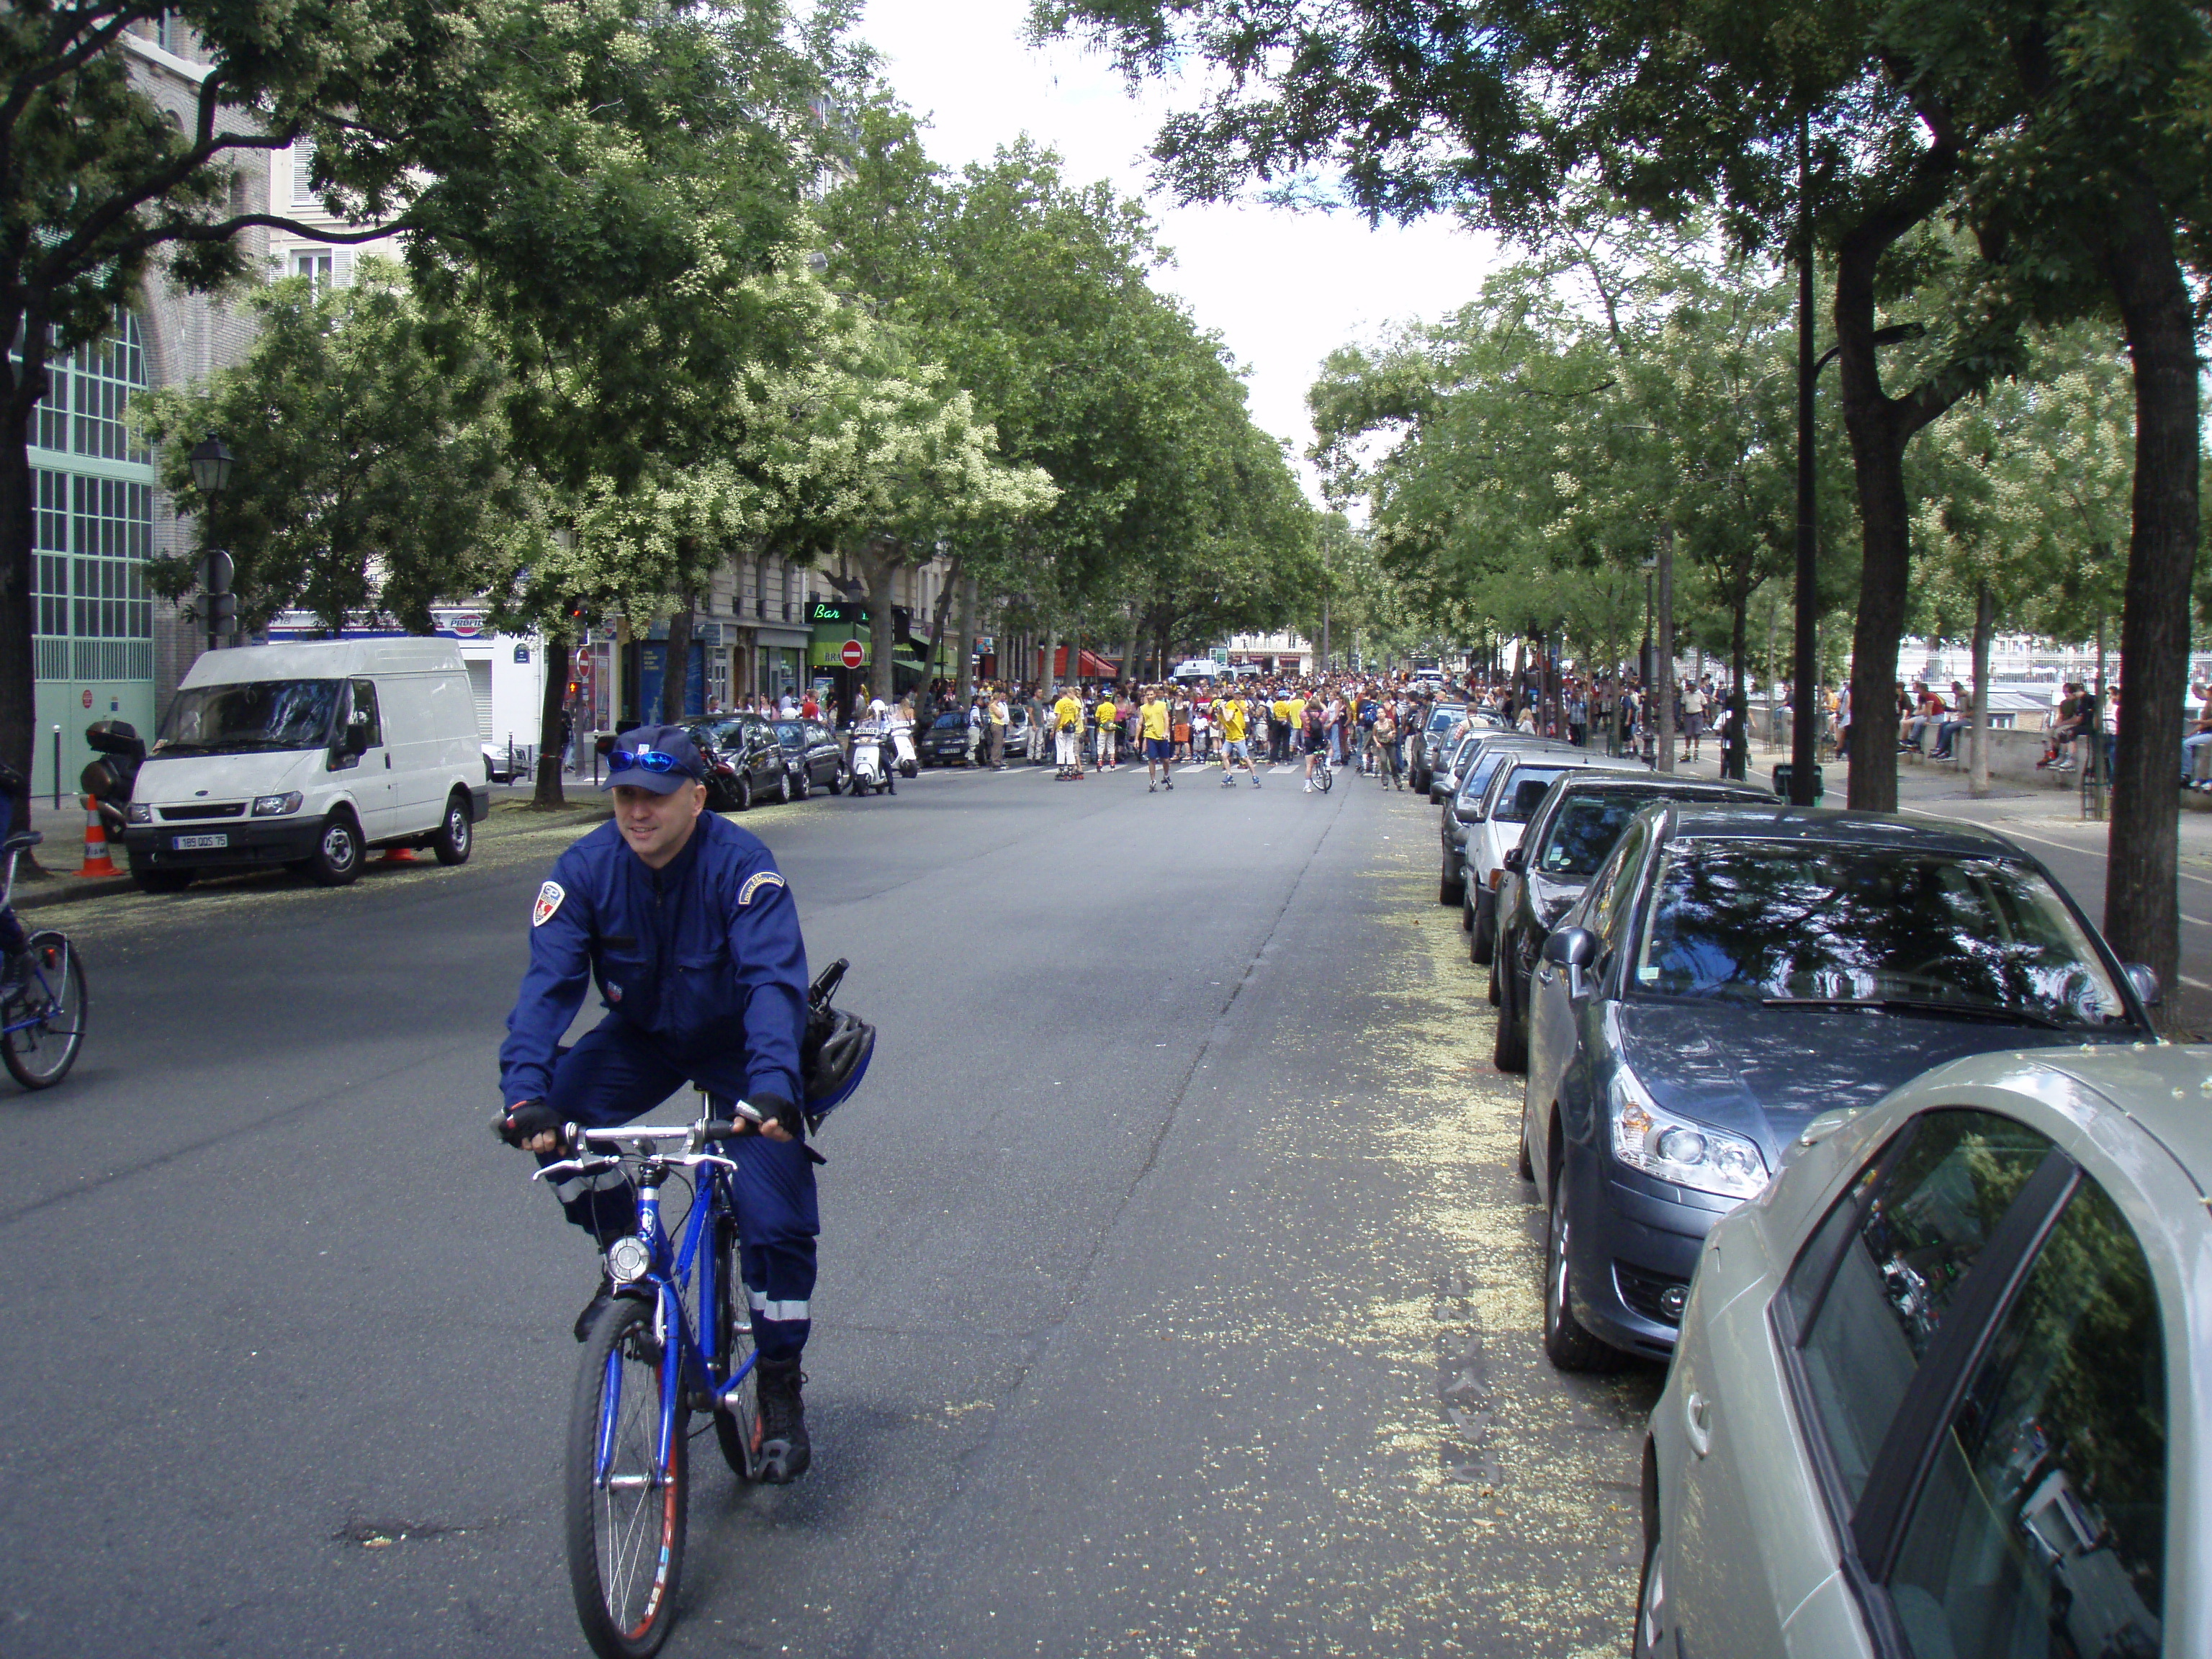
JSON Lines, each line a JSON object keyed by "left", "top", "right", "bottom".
{"left": 186, "top": 434, "right": 237, "bottom": 653}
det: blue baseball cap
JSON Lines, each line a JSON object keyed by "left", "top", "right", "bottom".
{"left": 601, "top": 724, "right": 707, "bottom": 793}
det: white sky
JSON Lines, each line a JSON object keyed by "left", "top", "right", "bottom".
{"left": 853, "top": 0, "right": 1505, "bottom": 502}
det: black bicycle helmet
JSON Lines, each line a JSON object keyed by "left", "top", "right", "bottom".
{"left": 802, "top": 1005, "right": 874, "bottom": 1127}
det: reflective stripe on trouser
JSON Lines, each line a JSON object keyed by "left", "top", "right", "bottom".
{"left": 539, "top": 1019, "right": 819, "bottom": 1359}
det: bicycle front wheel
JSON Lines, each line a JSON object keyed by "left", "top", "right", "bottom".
{"left": 566, "top": 1296, "right": 688, "bottom": 1659}
{"left": 3, "top": 930, "right": 87, "bottom": 1090}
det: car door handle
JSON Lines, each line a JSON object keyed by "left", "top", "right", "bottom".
{"left": 1685, "top": 1390, "right": 1713, "bottom": 1458}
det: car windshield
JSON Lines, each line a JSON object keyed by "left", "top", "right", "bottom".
{"left": 932, "top": 712, "right": 965, "bottom": 730}
{"left": 1490, "top": 765, "right": 1573, "bottom": 823}
{"left": 1632, "top": 840, "right": 2131, "bottom": 1028}
{"left": 773, "top": 721, "right": 807, "bottom": 745}
{"left": 154, "top": 680, "right": 341, "bottom": 755}
{"left": 691, "top": 719, "right": 751, "bottom": 750}
{"left": 1537, "top": 796, "right": 1650, "bottom": 876}
{"left": 1456, "top": 746, "right": 1517, "bottom": 806}
{"left": 1426, "top": 707, "right": 1463, "bottom": 734}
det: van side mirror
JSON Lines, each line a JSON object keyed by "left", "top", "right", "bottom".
{"left": 1503, "top": 847, "right": 1524, "bottom": 873}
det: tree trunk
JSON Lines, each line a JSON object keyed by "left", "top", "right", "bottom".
{"left": 1655, "top": 526, "right": 1676, "bottom": 773}
{"left": 535, "top": 636, "right": 570, "bottom": 808}
{"left": 954, "top": 569, "right": 979, "bottom": 701}
{"left": 1040, "top": 627, "right": 1060, "bottom": 691}
{"left": 660, "top": 596, "right": 696, "bottom": 722}
{"left": 1726, "top": 591, "right": 1750, "bottom": 781}
{"left": 863, "top": 546, "right": 899, "bottom": 708}
{"left": 0, "top": 425, "right": 37, "bottom": 856}
{"left": 2100, "top": 191, "right": 2200, "bottom": 1008}
{"left": 1969, "top": 585, "right": 1992, "bottom": 799}
{"left": 924, "top": 557, "right": 960, "bottom": 704}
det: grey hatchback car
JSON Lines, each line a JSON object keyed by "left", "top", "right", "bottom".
{"left": 1638, "top": 1044, "right": 2201, "bottom": 1658}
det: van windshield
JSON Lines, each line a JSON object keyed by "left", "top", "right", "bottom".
{"left": 155, "top": 680, "right": 343, "bottom": 755}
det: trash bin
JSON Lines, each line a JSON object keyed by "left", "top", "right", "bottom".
{"left": 1773, "top": 763, "right": 1825, "bottom": 803}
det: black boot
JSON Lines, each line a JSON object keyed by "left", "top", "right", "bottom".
{"left": 754, "top": 1356, "right": 811, "bottom": 1483}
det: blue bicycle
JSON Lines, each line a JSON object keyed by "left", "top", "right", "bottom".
{"left": 535, "top": 1109, "right": 765, "bottom": 1658}
{"left": 1, "top": 830, "right": 88, "bottom": 1090}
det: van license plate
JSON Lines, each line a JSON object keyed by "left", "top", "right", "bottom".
{"left": 172, "top": 833, "right": 228, "bottom": 850}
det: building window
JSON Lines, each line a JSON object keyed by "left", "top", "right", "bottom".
{"left": 15, "top": 307, "right": 150, "bottom": 464}
{"left": 292, "top": 142, "right": 318, "bottom": 209}
{"left": 69, "top": 476, "right": 153, "bottom": 681}
{"left": 295, "top": 249, "right": 334, "bottom": 286}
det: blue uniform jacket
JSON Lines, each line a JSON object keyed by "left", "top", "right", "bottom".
{"left": 499, "top": 812, "right": 808, "bottom": 1107}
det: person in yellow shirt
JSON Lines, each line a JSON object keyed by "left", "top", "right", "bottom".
{"left": 1215, "top": 694, "right": 1260, "bottom": 787}
{"left": 1271, "top": 693, "right": 1293, "bottom": 763}
{"left": 1052, "top": 687, "right": 1084, "bottom": 779}
{"left": 1094, "top": 691, "right": 1120, "bottom": 770}
{"left": 1139, "top": 686, "right": 1174, "bottom": 792}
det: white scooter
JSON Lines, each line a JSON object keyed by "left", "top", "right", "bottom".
{"left": 848, "top": 727, "right": 896, "bottom": 796}
{"left": 889, "top": 719, "right": 920, "bottom": 778}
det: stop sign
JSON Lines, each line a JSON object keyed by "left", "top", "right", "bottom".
{"left": 840, "top": 639, "right": 866, "bottom": 669}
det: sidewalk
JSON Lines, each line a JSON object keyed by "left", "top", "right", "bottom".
{"left": 6, "top": 778, "right": 609, "bottom": 910}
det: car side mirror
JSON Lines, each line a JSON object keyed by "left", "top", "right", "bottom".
{"left": 2125, "top": 963, "right": 2162, "bottom": 1008}
{"left": 1543, "top": 926, "right": 1600, "bottom": 999}
{"left": 1503, "top": 847, "right": 1524, "bottom": 873}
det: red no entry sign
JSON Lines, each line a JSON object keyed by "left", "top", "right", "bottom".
{"left": 840, "top": 639, "right": 866, "bottom": 669}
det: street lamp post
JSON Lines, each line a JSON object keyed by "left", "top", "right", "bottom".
{"left": 186, "top": 434, "right": 236, "bottom": 654}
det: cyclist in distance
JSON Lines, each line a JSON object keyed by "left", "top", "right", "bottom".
{"left": 495, "top": 723, "right": 821, "bottom": 1483}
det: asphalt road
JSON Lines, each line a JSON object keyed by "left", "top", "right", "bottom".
{"left": 0, "top": 758, "right": 1654, "bottom": 1659}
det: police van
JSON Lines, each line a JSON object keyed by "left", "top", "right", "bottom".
{"left": 122, "top": 639, "right": 490, "bottom": 893}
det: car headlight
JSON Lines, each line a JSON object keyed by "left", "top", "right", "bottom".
{"left": 1608, "top": 1068, "right": 1768, "bottom": 1199}
{"left": 126, "top": 802, "right": 151, "bottom": 824}
{"left": 251, "top": 792, "right": 303, "bottom": 817}
{"left": 605, "top": 1234, "right": 652, "bottom": 1285}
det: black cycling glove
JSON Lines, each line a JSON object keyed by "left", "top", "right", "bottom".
{"left": 494, "top": 1101, "right": 565, "bottom": 1149}
{"left": 749, "top": 1092, "right": 804, "bottom": 1139}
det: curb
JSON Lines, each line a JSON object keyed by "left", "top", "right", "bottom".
{"left": 9, "top": 798, "right": 613, "bottom": 912}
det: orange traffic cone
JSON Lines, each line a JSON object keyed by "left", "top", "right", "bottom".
{"left": 79, "top": 796, "right": 120, "bottom": 878}
{"left": 380, "top": 845, "right": 419, "bottom": 865}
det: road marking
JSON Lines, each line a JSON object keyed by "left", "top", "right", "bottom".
{"left": 1899, "top": 806, "right": 2212, "bottom": 890}
{"left": 2185, "top": 976, "right": 2212, "bottom": 993}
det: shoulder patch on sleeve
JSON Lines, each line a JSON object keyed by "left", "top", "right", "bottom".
{"left": 737, "top": 871, "right": 786, "bottom": 907}
{"left": 532, "top": 880, "right": 566, "bottom": 927}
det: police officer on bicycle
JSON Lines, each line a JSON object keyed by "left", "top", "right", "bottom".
{"left": 496, "top": 724, "right": 819, "bottom": 1483}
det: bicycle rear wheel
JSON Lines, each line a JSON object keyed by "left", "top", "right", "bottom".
{"left": 1317, "top": 763, "right": 1334, "bottom": 793}
{"left": 3, "top": 930, "right": 87, "bottom": 1090}
{"left": 566, "top": 1295, "right": 688, "bottom": 1659}
{"left": 710, "top": 1213, "right": 763, "bottom": 1480}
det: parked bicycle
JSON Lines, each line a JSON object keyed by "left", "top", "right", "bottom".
{"left": 534, "top": 1106, "right": 770, "bottom": 1659}
{"left": 1, "top": 831, "right": 88, "bottom": 1090}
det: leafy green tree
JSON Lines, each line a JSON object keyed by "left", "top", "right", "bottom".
{"left": 135, "top": 261, "right": 527, "bottom": 636}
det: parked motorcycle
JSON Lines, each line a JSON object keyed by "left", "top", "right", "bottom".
{"left": 889, "top": 720, "right": 920, "bottom": 779}
{"left": 847, "top": 727, "right": 896, "bottom": 796}
{"left": 80, "top": 720, "right": 145, "bottom": 837}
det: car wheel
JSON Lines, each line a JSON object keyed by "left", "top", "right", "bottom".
{"left": 736, "top": 773, "right": 753, "bottom": 811}
{"left": 778, "top": 769, "right": 793, "bottom": 805}
{"left": 1543, "top": 1154, "right": 1625, "bottom": 1372}
{"left": 1516, "top": 1099, "right": 1535, "bottom": 1181}
{"left": 1470, "top": 905, "right": 1493, "bottom": 966}
{"left": 829, "top": 764, "right": 848, "bottom": 796}
{"left": 1439, "top": 858, "right": 1464, "bottom": 907}
{"left": 306, "top": 811, "right": 363, "bottom": 887}
{"left": 793, "top": 769, "right": 811, "bottom": 801}
{"left": 130, "top": 865, "right": 194, "bottom": 895}
{"left": 433, "top": 790, "right": 473, "bottom": 866}
{"left": 1493, "top": 953, "right": 1529, "bottom": 1073}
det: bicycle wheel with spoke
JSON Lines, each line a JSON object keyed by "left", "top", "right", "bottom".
{"left": 709, "top": 1212, "right": 762, "bottom": 1480}
{"left": 3, "top": 930, "right": 88, "bottom": 1090}
{"left": 566, "top": 1297, "right": 688, "bottom": 1659}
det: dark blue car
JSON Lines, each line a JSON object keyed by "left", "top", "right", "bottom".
{"left": 1519, "top": 804, "right": 2160, "bottom": 1371}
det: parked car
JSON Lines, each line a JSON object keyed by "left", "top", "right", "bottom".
{"left": 1637, "top": 1043, "right": 2193, "bottom": 1659}
{"left": 773, "top": 718, "right": 848, "bottom": 796}
{"left": 482, "top": 740, "right": 536, "bottom": 784}
{"left": 122, "top": 638, "right": 487, "bottom": 891}
{"left": 1428, "top": 724, "right": 1500, "bottom": 804}
{"left": 1521, "top": 803, "right": 2157, "bottom": 1372}
{"left": 918, "top": 709, "right": 977, "bottom": 766}
{"left": 1461, "top": 751, "right": 1643, "bottom": 959}
{"left": 1487, "top": 774, "right": 1773, "bottom": 1068}
{"left": 1438, "top": 735, "right": 1576, "bottom": 905}
{"left": 688, "top": 713, "right": 790, "bottom": 810}
{"left": 1407, "top": 702, "right": 1467, "bottom": 794}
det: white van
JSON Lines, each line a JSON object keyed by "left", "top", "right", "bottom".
{"left": 122, "top": 639, "right": 490, "bottom": 892}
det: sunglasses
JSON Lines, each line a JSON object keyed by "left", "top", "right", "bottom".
{"left": 607, "top": 747, "right": 697, "bottom": 779}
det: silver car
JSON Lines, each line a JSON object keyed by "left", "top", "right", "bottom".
{"left": 1638, "top": 1042, "right": 2199, "bottom": 1658}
